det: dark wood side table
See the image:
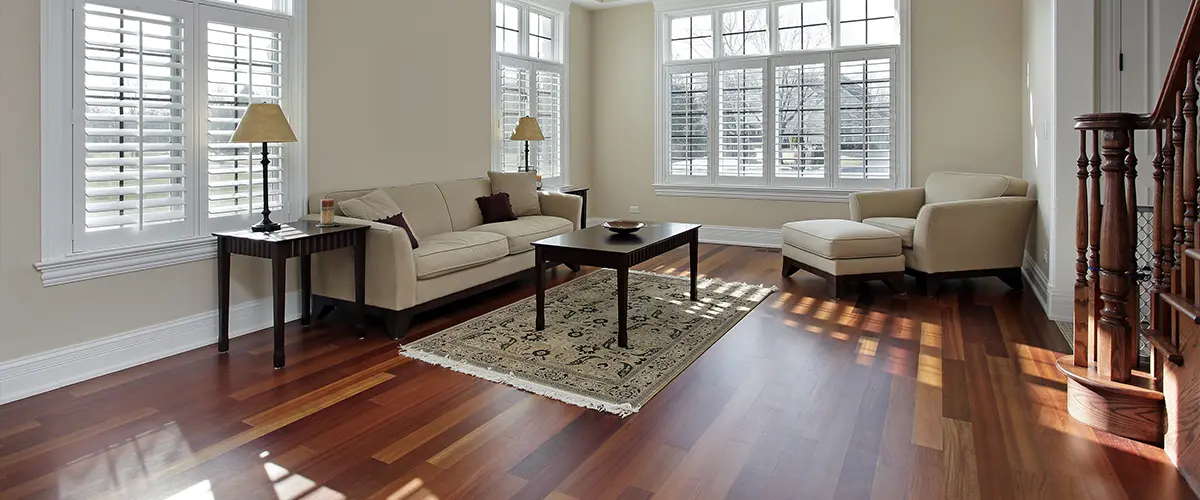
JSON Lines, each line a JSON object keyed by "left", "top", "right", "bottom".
{"left": 214, "top": 220, "right": 369, "bottom": 368}
{"left": 549, "top": 186, "right": 589, "bottom": 228}
{"left": 531, "top": 222, "right": 700, "bottom": 348}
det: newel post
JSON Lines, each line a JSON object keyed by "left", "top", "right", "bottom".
{"left": 1076, "top": 113, "right": 1139, "bottom": 383}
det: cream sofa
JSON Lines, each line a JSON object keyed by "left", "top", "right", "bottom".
{"left": 849, "top": 172, "right": 1036, "bottom": 295}
{"left": 303, "top": 177, "right": 583, "bottom": 339}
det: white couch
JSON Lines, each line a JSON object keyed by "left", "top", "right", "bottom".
{"left": 304, "top": 177, "right": 583, "bottom": 338}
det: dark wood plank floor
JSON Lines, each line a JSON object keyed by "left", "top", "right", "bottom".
{"left": 0, "top": 245, "right": 1194, "bottom": 499}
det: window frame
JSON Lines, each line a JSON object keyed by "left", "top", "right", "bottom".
{"left": 653, "top": 0, "right": 910, "bottom": 203}
{"left": 37, "top": 0, "right": 308, "bottom": 286}
{"left": 490, "top": 0, "right": 570, "bottom": 188}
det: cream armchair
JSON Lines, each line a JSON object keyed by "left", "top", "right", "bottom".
{"left": 849, "top": 172, "right": 1036, "bottom": 295}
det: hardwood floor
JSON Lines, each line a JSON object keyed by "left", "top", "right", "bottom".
{"left": 0, "top": 244, "right": 1194, "bottom": 499}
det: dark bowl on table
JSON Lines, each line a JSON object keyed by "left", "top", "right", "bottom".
{"left": 603, "top": 220, "right": 646, "bottom": 235}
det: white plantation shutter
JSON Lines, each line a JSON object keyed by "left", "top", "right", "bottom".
{"left": 533, "top": 68, "right": 561, "bottom": 179}
{"left": 775, "top": 61, "right": 826, "bottom": 183}
{"left": 204, "top": 19, "right": 286, "bottom": 223}
{"left": 836, "top": 53, "right": 894, "bottom": 184}
{"left": 492, "top": 4, "right": 567, "bottom": 183}
{"left": 76, "top": 3, "right": 190, "bottom": 251}
{"left": 498, "top": 61, "right": 530, "bottom": 173}
{"left": 717, "top": 65, "right": 764, "bottom": 179}
{"left": 667, "top": 68, "right": 709, "bottom": 178}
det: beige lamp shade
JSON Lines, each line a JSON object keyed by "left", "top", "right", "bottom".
{"left": 510, "top": 116, "right": 545, "bottom": 141}
{"left": 230, "top": 103, "right": 298, "bottom": 143}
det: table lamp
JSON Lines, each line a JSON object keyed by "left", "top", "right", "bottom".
{"left": 510, "top": 116, "right": 544, "bottom": 173}
{"left": 230, "top": 103, "right": 298, "bottom": 232}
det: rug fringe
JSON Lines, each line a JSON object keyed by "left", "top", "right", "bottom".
{"left": 398, "top": 347, "right": 640, "bottom": 417}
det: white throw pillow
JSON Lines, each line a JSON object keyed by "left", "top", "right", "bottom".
{"left": 338, "top": 189, "right": 402, "bottom": 220}
{"left": 487, "top": 171, "right": 541, "bottom": 217}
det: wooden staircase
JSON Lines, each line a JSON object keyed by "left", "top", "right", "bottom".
{"left": 1064, "top": 0, "right": 1200, "bottom": 486}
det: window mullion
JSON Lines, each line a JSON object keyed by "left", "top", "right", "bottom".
{"left": 830, "top": 0, "right": 841, "bottom": 49}
{"left": 764, "top": 58, "right": 776, "bottom": 187}
{"left": 708, "top": 63, "right": 718, "bottom": 186}
{"left": 826, "top": 52, "right": 837, "bottom": 189}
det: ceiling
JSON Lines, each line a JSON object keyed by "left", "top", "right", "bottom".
{"left": 571, "top": 0, "right": 652, "bottom": 10}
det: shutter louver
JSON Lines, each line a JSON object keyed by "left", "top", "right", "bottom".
{"left": 775, "top": 62, "right": 826, "bottom": 180}
{"left": 499, "top": 63, "right": 529, "bottom": 173}
{"left": 81, "top": 4, "right": 187, "bottom": 233}
{"left": 838, "top": 57, "right": 892, "bottom": 181}
{"left": 718, "top": 67, "right": 764, "bottom": 178}
{"left": 534, "top": 69, "right": 561, "bottom": 179}
{"left": 668, "top": 70, "right": 709, "bottom": 177}
{"left": 206, "top": 22, "right": 285, "bottom": 218}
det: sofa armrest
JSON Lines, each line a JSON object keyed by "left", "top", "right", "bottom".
{"left": 538, "top": 192, "right": 584, "bottom": 229}
{"left": 910, "top": 197, "right": 1037, "bottom": 274}
{"left": 849, "top": 188, "right": 926, "bottom": 221}
{"left": 299, "top": 214, "right": 418, "bottom": 311}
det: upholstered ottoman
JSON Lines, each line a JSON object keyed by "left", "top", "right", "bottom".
{"left": 781, "top": 220, "right": 906, "bottom": 298}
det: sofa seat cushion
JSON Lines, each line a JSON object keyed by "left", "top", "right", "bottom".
{"left": 862, "top": 217, "right": 916, "bottom": 248}
{"left": 468, "top": 215, "right": 573, "bottom": 255}
{"left": 413, "top": 231, "right": 508, "bottom": 280}
{"left": 781, "top": 219, "right": 902, "bottom": 260}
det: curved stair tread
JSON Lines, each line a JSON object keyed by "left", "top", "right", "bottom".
{"left": 1055, "top": 356, "right": 1165, "bottom": 401}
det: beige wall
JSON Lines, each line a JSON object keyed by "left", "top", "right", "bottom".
{"left": 590, "top": 0, "right": 1024, "bottom": 228}
{"left": 570, "top": 5, "right": 594, "bottom": 188}
{"left": 1022, "top": 0, "right": 1054, "bottom": 277}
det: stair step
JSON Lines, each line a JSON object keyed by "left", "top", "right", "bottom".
{"left": 1161, "top": 292, "right": 1200, "bottom": 324}
{"left": 1140, "top": 326, "right": 1184, "bottom": 366}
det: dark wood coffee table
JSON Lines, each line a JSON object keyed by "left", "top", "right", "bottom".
{"left": 532, "top": 222, "right": 701, "bottom": 348}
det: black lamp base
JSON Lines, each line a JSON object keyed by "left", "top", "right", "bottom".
{"left": 251, "top": 212, "right": 281, "bottom": 233}
{"left": 251, "top": 221, "right": 282, "bottom": 233}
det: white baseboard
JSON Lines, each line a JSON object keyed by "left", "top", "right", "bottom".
{"left": 1022, "top": 252, "right": 1072, "bottom": 323}
{"left": 0, "top": 292, "right": 300, "bottom": 405}
{"left": 587, "top": 218, "right": 781, "bottom": 249}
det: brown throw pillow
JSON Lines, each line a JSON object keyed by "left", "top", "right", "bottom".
{"left": 378, "top": 213, "right": 420, "bottom": 250}
{"left": 476, "top": 192, "right": 518, "bottom": 224}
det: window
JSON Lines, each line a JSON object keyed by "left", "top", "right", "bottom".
{"left": 492, "top": 1, "right": 567, "bottom": 184}
{"left": 656, "top": 0, "right": 907, "bottom": 199}
{"left": 39, "top": 0, "right": 304, "bottom": 284}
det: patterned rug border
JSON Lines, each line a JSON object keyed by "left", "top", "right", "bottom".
{"left": 399, "top": 269, "right": 777, "bottom": 417}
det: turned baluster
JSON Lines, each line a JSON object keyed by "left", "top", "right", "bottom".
{"left": 1089, "top": 129, "right": 1103, "bottom": 364}
{"left": 1175, "top": 92, "right": 1187, "bottom": 277}
{"left": 1126, "top": 131, "right": 1140, "bottom": 371}
{"left": 1184, "top": 60, "right": 1198, "bottom": 303}
{"left": 1096, "top": 122, "right": 1137, "bottom": 383}
{"left": 1075, "top": 130, "right": 1090, "bottom": 367}
{"left": 1164, "top": 121, "right": 1177, "bottom": 289}
{"left": 1152, "top": 127, "right": 1166, "bottom": 386}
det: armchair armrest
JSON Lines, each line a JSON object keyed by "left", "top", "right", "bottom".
{"left": 909, "top": 197, "right": 1037, "bottom": 274}
{"left": 538, "top": 192, "right": 584, "bottom": 229}
{"left": 299, "top": 214, "right": 418, "bottom": 310}
{"left": 849, "top": 188, "right": 926, "bottom": 221}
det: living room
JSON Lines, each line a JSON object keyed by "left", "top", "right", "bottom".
{"left": 1, "top": 0, "right": 1199, "bottom": 498}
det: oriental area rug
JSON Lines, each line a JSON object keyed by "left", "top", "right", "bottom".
{"left": 399, "top": 269, "right": 775, "bottom": 417}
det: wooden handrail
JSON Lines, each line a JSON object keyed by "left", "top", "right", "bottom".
{"left": 1151, "top": 0, "right": 1200, "bottom": 122}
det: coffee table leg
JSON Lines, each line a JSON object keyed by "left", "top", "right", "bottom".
{"left": 300, "top": 254, "right": 312, "bottom": 327}
{"left": 690, "top": 230, "right": 699, "bottom": 301}
{"left": 617, "top": 266, "right": 629, "bottom": 348}
{"left": 535, "top": 247, "right": 545, "bottom": 331}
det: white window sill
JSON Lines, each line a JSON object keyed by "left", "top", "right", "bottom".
{"left": 34, "top": 237, "right": 217, "bottom": 287}
{"left": 652, "top": 184, "right": 872, "bottom": 203}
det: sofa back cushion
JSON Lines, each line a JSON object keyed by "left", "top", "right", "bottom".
{"left": 924, "top": 172, "right": 1029, "bottom": 205}
{"left": 311, "top": 183, "right": 453, "bottom": 238}
{"left": 436, "top": 177, "right": 492, "bottom": 230}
